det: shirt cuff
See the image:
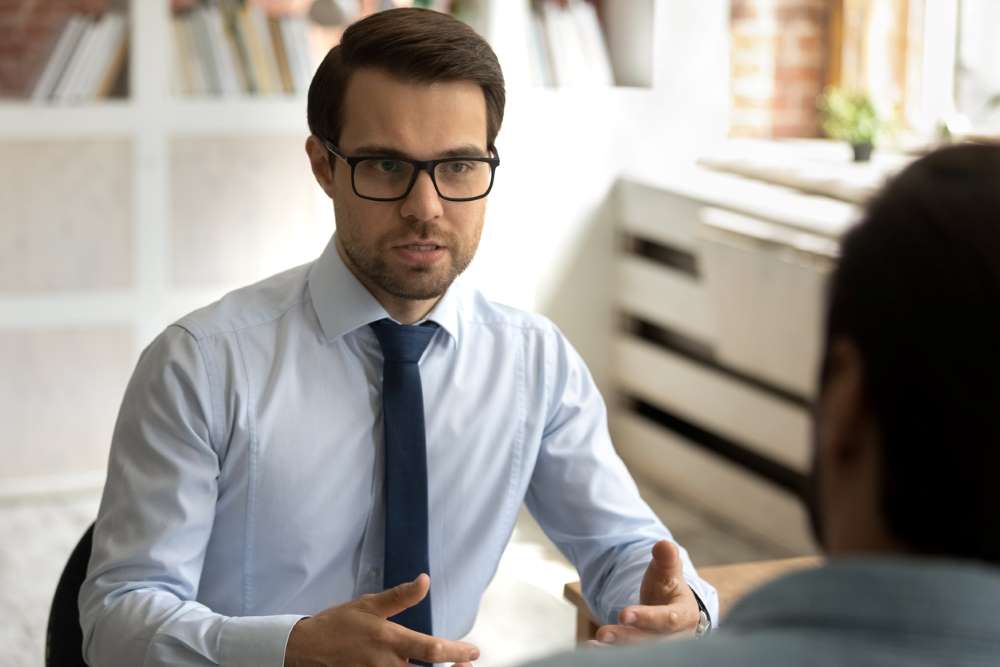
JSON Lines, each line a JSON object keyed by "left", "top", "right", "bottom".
{"left": 690, "top": 585, "right": 712, "bottom": 629}
{"left": 219, "top": 614, "right": 306, "bottom": 667}
{"left": 686, "top": 575, "right": 720, "bottom": 628}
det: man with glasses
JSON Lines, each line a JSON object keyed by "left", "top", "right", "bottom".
{"left": 80, "top": 9, "right": 715, "bottom": 667}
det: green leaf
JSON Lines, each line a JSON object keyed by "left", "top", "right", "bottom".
{"left": 817, "top": 86, "right": 884, "bottom": 144}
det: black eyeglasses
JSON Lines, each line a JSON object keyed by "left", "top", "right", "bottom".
{"left": 321, "top": 139, "right": 500, "bottom": 202}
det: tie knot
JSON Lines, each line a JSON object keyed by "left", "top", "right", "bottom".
{"left": 370, "top": 319, "right": 439, "bottom": 363}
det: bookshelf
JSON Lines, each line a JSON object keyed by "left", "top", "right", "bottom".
{"left": 0, "top": 0, "right": 731, "bottom": 496}
{"left": 161, "top": 1, "right": 653, "bottom": 98}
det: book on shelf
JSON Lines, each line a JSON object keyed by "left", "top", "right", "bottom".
{"left": 527, "top": 8, "right": 554, "bottom": 87}
{"left": 568, "top": 0, "right": 613, "bottom": 86}
{"left": 86, "top": 13, "right": 129, "bottom": 99}
{"left": 172, "top": 9, "right": 205, "bottom": 94}
{"left": 241, "top": 5, "right": 283, "bottom": 95}
{"left": 185, "top": 8, "right": 216, "bottom": 94}
{"left": 281, "top": 15, "right": 313, "bottom": 95}
{"left": 205, "top": 3, "right": 244, "bottom": 95}
{"left": 267, "top": 14, "right": 296, "bottom": 94}
{"left": 31, "top": 16, "right": 87, "bottom": 102}
{"left": 531, "top": 0, "right": 613, "bottom": 88}
{"left": 31, "top": 11, "right": 129, "bottom": 104}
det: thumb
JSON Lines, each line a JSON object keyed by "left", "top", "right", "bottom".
{"left": 640, "top": 540, "right": 684, "bottom": 605}
{"left": 357, "top": 573, "right": 430, "bottom": 619}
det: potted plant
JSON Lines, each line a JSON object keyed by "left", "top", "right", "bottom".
{"left": 818, "top": 86, "right": 883, "bottom": 162}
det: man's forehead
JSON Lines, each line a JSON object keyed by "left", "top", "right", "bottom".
{"left": 343, "top": 65, "right": 484, "bottom": 98}
{"left": 339, "top": 68, "right": 488, "bottom": 152}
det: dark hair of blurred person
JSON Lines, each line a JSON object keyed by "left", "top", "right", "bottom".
{"left": 813, "top": 142, "right": 1000, "bottom": 563}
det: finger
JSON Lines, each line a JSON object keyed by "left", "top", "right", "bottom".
{"left": 652, "top": 540, "right": 683, "bottom": 578}
{"left": 585, "top": 640, "right": 613, "bottom": 648}
{"left": 452, "top": 663, "right": 476, "bottom": 667}
{"left": 390, "top": 625, "right": 480, "bottom": 664}
{"left": 639, "top": 541, "right": 685, "bottom": 605}
{"left": 356, "top": 574, "right": 430, "bottom": 618}
{"left": 594, "top": 623, "right": 657, "bottom": 645}
{"left": 620, "top": 602, "right": 699, "bottom": 635}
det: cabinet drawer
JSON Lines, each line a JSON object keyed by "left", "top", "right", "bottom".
{"left": 618, "top": 256, "right": 715, "bottom": 344}
{"left": 615, "top": 335, "right": 811, "bottom": 472}
{"left": 698, "top": 207, "right": 834, "bottom": 397}
{"left": 613, "top": 411, "right": 814, "bottom": 554}
{"left": 619, "top": 180, "right": 702, "bottom": 253}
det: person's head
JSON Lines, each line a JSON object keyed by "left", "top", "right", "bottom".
{"left": 809, "top": 143, "right": 1000, "bottom": 564}
{"left": 304, "top": 8, "right": 505, "bottom": 319}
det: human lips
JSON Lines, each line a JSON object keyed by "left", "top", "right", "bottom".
{"left": 392, "top": 241, "right": 448, "bottom": 264}
{"left": 396, "top": 242, "right": 445, "bottom": 251}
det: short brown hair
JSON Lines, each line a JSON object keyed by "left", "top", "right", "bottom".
{"left": 307, "top": 8, "right": 505, "bottom": 148}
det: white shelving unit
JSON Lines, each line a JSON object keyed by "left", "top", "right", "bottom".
{"left": 0, "top": 103, "right": 137, "bottom": 137}
{"left": 0, "top": 2, "right": 317, "bottom": 341}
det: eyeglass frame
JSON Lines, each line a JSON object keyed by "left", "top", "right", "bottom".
{"left": 320, "top": 138, "right": 501, "bottom": 202}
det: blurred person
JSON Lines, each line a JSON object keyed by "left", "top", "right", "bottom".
{"left": 79, "top": 8, "right": 716, "bottom": 667}
{"left": 529, "top": 143, "right": 1000, "bottom": 666}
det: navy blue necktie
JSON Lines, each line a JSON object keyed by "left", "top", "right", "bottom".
{"left": 370, "top": 318, "right": 438, "bottom": 644}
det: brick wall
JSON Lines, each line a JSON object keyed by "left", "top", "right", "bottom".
{"left": 730, "top": 0, "right": 831, "bottom": 138}
{"left": 0, "top": 0, "right": 108, "bottom": 97}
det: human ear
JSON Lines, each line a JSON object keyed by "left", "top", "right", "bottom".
{"left": 819, "top": 338, "right": 870, "bottom": 466}
{"left": 305, "top": 135, "right": 336, "bottom": 199}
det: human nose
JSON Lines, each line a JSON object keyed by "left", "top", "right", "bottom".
{"left": 399, "top": 169, "right": 443, "bottom": 221}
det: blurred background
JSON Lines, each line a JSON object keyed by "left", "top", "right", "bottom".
{"left": 1, "top": 0, "right": 998, "bottom": 664}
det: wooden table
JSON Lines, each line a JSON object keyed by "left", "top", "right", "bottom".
{"left": 563, "top": 556, "right": 821, "bottom": 641}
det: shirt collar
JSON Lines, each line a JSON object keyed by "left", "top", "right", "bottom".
{"left": 308, "top": 234, "right": 462, "bottom": 344}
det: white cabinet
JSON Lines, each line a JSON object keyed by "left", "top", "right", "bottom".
{"left": 612, "top": 166, "right": 854, "bottom": 553}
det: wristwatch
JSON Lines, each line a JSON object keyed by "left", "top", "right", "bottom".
{"left": 692, "top": 590, "right": 712, "bottom": 637}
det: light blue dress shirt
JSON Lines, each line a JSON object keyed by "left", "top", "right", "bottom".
{"left": 80, "top": 236, "right": 718, "bottom": 667}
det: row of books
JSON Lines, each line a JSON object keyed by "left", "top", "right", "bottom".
{"left": 31, "top": 12, "right": 129, "bottom": 103}
{"left": 172, "top": 1, "right": 314, "bottom": 96}
{"left": 25, "top": 0, "right": 612, "bottom": 103}
{"left": 529, "top": 0, "right": 613, "bottom": 87}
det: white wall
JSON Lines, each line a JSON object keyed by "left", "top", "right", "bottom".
{"left": 957, "top": 0, "right": 1000, "bottom": 122}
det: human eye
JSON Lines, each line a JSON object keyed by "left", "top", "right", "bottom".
{"left": 375, "top": 159, "right": 406, "bottom": 174}
{"left": 445, "top": 161, "right": 476, "bottom": 174}
{"left": 358, "top": 158, "right": 411, "bottom": 183}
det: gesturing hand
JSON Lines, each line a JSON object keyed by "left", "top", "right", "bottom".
{"left": 594, "top": 540, "right": 701, "bottom": 646}
{"left": 284, "top": 573, "right": 480, "bottom": 666}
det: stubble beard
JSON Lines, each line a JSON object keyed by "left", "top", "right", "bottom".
{"left": 341, "top": 224, "right": 476, "bottom": 301}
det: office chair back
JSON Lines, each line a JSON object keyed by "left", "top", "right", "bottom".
{"left": 45, "top": 522, "right": 94, "bottom": 667}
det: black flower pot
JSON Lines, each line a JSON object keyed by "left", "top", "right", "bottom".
{"left": 851, "top": 142, "right": 874, "bottom": 162}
